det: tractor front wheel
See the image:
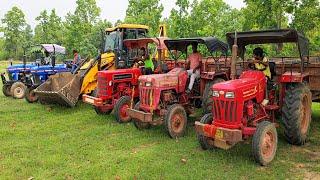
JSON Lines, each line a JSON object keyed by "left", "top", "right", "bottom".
{"left": 197, "top": 113, "right": 214, "bottom": 150}
{"left": 252, "top": 121, "right": 278, "bottom": 166}
{"left": 2, "top": 84, "right": 12, "bottom": 97}
{"left": 165, "top": 104, "right": 188, "bottom": 138}
{"left": 10, "top": 82, "right": 26, "bottom": 99}
{"left": 114, "top": 96, "right": 132, "bottom": 123}
{"left": 202, "top": 78, "right": 225, "bottom": 114}
{"left": 282, "top": 83, "right": 312, "bottom": 145}
{"left": 25, "top": 87, "right": 39, "bottom": 103}
{"left": 133, "top": 102, "right": 151, "bottom": 130}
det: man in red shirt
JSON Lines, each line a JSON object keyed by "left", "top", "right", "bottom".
{"left": 186, "top": 44, "right": 201, "bottom": 93}
{"left": 71, "top": 49, "right": 81, "bottom": 73}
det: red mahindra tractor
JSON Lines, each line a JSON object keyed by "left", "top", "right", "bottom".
{"left": 195, "top": 29, "right": 312, "bottom": 166}
{"left": 82, "top": 37, "right": 170, "bottom": 123}
{"left": 125, "top": 37, "right": 230, "bottom": 138}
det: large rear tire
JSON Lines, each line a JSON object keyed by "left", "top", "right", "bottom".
{"left": 252, "top": 121, "right": 278, "bottom": 166}
{"left": 133, "top": 102, "right": 151, "bottom": 130}
{"left": 25, "top": 87, "right": 39, "bottom": 103}
{"left": 92, "top": 89, "right": 112, "bottom": 115}
{"left": 282, "top": 83, "right": 312, "bottom": 145}
{"left": 202, "top": 78, "right": 225, "bottom": 114}
{"left": 165, "top": 104, "right": 188, "bottom": 138}
{"left": 114, "top": 96, "right": 132, "bottom": 123}
{"left": 197, "top": 113, "right": 214, "bottom": 150}
{"left": 2, "top": 84, "right": 12, "bottom": 97}
{"left": 10, "top": 82, "right": 26, "bottom": 99}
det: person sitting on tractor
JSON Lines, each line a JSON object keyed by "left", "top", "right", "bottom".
{"left": 251, "top": 47, "right": 272, "bottom": 105}
{"left": 133, "top": 47, "right": 154, "bottom": 75}
{"left": 186, "top": 43, "right": 202, "bottom": 94}
{"left": 252, "top": 47, "right": 271, "bottom": 80}
{"left": 71, "top": 49, "right": 81, "bottom": 73}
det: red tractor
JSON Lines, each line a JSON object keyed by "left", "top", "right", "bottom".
{"left": 82, "top": 37, "right": 170, "bottom": 123}
{"left": 195, "top": 29, "right": 312, "bottom": 166}
{"left": 125, "top": 38, "right": 230, "bottom": 138}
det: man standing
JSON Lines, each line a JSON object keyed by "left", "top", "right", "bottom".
{"left": 72, "top": 49, "right": 81, "bottom": 73}
{"left": 186, "top": 43, "right": 202, "bottom": 93}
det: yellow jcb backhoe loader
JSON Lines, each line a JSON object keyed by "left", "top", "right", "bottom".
{"left": 34, "top": 24, "right": 150, "bottom": 107}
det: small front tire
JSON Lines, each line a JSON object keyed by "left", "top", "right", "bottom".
{"left": 10, "top": 82, "right": 26, "bottom": 99}
{"left": 197, "top": 113, "right": 214, "bottom": 150}
{"left": 114, "top": 96, "right": 132, "bottom": 123}
{"left": 133, "top": 102, "right": 151, "bottom": 130}
{"left": 165, "top": 104, "right": 188, "bottom": 138}
{"left": 25, "top": 87, "right": 39, "bottom": 103}
{"left": 252, "top": 121, "right": 278, "bottom": 166}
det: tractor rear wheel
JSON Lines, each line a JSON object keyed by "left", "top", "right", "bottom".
{"left": 197, "top": 113, "right": 214, "bottom": 150}
{"left": 2, "top": 84, "right": 12, "bottom": 97}
{"left": 92, "top": 89, "right": 111, "bottom": 115}
{"left": 252, "top": 121, "right": 278, "bottom": 166}
{"left": 165, "top": 104, "right": 188, "bottom": 138}
{"left": 10, "top": 82, "right": 26, "bottom": 99}
{"left": 202, "top": 78, "right": 225, "bottom": 114}
{"left": 133, "top": 102, "right": 151, "bottom": 130}
{"left": 282, "top": 83, "right": 312, "bottom": 145}
{"left": 114, "top": 96, "right": 132, "bottom": 123}
{"left": 25, "top": 87, "right": 38, "bottom": 103}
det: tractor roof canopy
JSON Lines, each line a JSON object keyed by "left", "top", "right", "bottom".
{"left": 29, "top": 44, "right": 66, "bottom": 54}
{"left": 123, "top": 37, "right": 168, "bottom": 50}
{"left": 164, "top": 37, "right": 228, "bottom": 54}
{"left": 226, "top": 29, "right": 309, "bottom": 58}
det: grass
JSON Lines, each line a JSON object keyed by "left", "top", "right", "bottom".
{"left": 0, "top": 60, "right": 319, "bottom": 179}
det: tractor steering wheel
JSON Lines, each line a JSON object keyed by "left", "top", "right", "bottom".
{"left": 248, "top": 62, "right": 256, "bottom": 70}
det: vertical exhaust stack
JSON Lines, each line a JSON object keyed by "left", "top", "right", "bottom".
{"left": 231, "top": 32, "right": 238, "bottom": 80}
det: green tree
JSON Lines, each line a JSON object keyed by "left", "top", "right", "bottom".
{"left": 125, "top": 0, "right": 164, "bottom": 36}
{"left": 34, "top": 9, "right": 64, "bottom": 44}
{"left": 167, "top": 0, "right": 191, "bottom": 38}
{"left": 64, "top": 0, "right": 104, "bottom": 57}
{"left": 1, "top": 6, "right": 27, "bottom": 59}
{"left": 290, "top": 0, "right": 320, "bottom": 54}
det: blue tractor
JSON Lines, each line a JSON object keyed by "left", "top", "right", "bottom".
{"left": 1, "top": 44, "right": 71, "bottom": 99}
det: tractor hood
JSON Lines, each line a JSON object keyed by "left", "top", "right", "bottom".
{"left": 212, "top": 71, "right": 266, "bottom": 95}
{"left": 139, "top": 68, "right": 186, "bottom": 87}
{"left": 7, "top": 64, "right": 36, "bottom": 73}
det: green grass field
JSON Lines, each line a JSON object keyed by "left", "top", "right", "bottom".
{"left": 0, "top": 61, "right": 319, "bottom": 179}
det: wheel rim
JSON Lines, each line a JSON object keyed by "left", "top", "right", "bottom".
{"left": 171, "top": 112, "right": 185, "bottom": 133}
{"left": 262, "top": 131, "right": 275, "bottom": 159}
{"left": 300, "top": 95, "right": 310, "bottom": 135}
{"left": 119, "top": 103, "right": 130, "bottom": 122}
{"left": 14, "top": 87, "right": 23, "bottom": 97}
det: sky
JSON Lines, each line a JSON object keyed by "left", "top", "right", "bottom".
{"left": 0, "top": 0, "right": 245, "bottom": 29}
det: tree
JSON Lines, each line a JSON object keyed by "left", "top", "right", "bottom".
{"left": 125, "top": 0, "right": 164, "bottom": 36}
{"left": 167, "top": 0, "right": 191, "bottom": 38}
{"left": 290, "top": 0, "right": 320, "bottom": 54}
{"left": 1, "top": 6, "right": 27, "bottom": 59}
{"left": 34, "top": 9, "right": 64, "bottom": 44}
{"left": 64, "top": 0, "right": 103, "bottom": 57}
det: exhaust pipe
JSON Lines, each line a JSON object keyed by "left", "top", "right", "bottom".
{"left": 231, "top": 32, "right": 238, "bottom": 80}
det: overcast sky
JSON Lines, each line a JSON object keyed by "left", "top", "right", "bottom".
{"left": 0, "top": 0, "right": 245, "bottom": 29}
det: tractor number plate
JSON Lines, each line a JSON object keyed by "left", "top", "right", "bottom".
{"left": 215, "top": 129, "right": 224, "bottom": 139}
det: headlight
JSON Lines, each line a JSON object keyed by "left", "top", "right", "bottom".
{"left": 108, "top": 81, "right": 113, "bottom": 86}
{"left": 225, "top": 92, "right": 235, "bottom": 98}
{"left": 145, "top": 82, "right": 152, "bottom": 87}
{"left": 139, "top": 81, "right": 143, "bottom": 86}
{"left": 212, "top": 90, "right": 219, "bottom": 97}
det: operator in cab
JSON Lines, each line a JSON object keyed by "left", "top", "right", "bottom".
{"left": 186, "top": 43, "right": 202, "bottom": 94}
{"left": 252, "top": 47, "right": 272, "bottom": 105}
{"left": 133, "top": 47, "right": 154, "bottom": 75}
{"left": 252, "top": 47, "right": 271, "bottom": 80}
{"left": 72, "top": 49, "right": 81, "bottom": 73}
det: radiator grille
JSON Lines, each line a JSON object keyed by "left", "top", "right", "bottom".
{"left": 213, "top": 99, "right": 237, "bottom": 122}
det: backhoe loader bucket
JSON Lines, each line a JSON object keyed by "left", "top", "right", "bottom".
{"left": 34, "top": 72, "right": 82, "bottom": 107}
